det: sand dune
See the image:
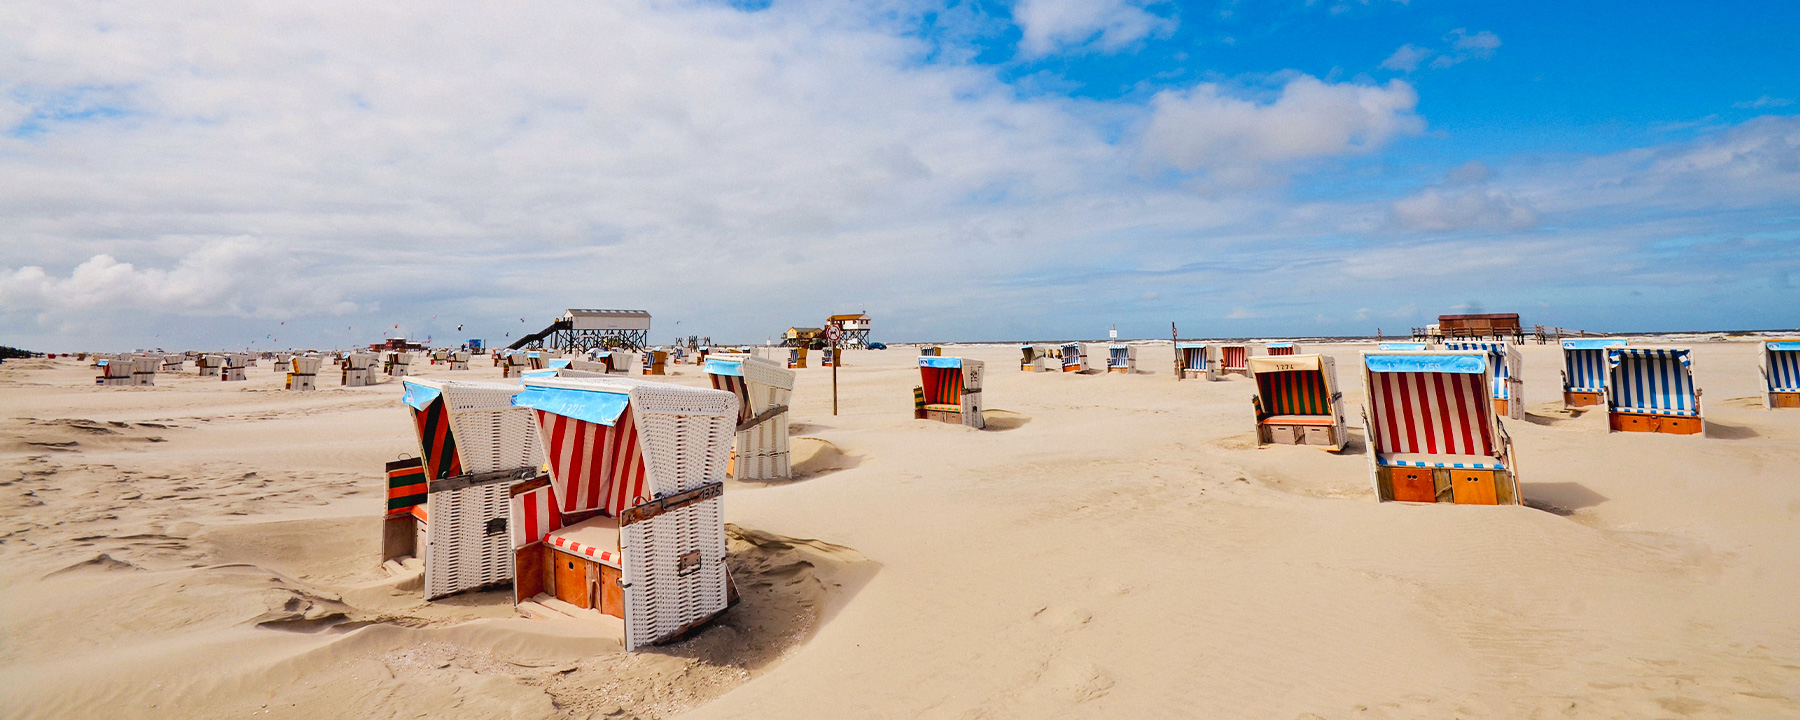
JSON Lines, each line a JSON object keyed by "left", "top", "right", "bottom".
{"left": 4, "top": 340, "right": 1798, "bottom": 719}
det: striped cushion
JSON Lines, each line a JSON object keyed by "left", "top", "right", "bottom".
{"left": 1378, "top": 453, "right": 1506, "bottom": 470}
{"left": 923, "top": 403, "right": 962, "bottom": 412}
{"left": 1259, "top": 414, "right": 1338, "bottom": 426}
{"left": 1222, "top": 346, "right": 1247, "bottom": 369}
{"left": 710, "top": 373, "right": 753, "bottom": 424}
{"left": 1367, "top": 371, "right": 1496, "bottom": 457}
{"left": 921, "top": 367, "right": 963, "bottom": 406}
{"left": 510, "top": 482, "right": 562, "bottom": 549}
{"left": 1609, "top": 350, "right": 1697, "bottom": 415}
{"left": 548, "top": 534, "right": 621, "bottom": 567}
{"left": 1769, "top": 349, "right": 1800, "bottom": 392}
{"left": 1181, "top": 347, "right": 1208, "bottom": 371}
{"left": 384, "top": 458, "right": 428, "bottom": 516}
{"left": 1564, "top": 348, "right": 1609, "bottom": 393}
{"left": 411, "top": 398, "right": 462, "bottom": 481}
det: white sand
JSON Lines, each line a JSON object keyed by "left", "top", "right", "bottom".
{"left": 3, "top": 340, "right": 1798, "bottom": 719}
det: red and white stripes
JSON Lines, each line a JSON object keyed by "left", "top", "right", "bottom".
{"left": 510, "top": 483, "right": 563, "bottom": 549}
{"left": 534, "top": 407, "right": 648, "bottom": 517}
{"left": 549, "top": 534, "right": 621, "bottom": 566}
{"left": 1368, "top": 371, "right": 1495, "bottom": 457}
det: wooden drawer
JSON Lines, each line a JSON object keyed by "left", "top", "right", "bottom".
{"left": 1564, "top": 391, "right": 1604, "bottom": 408}
{"left": 1610, "top": 413, "right": 1658, "bottom": 433}
{"left": 1387, "top": 467, "right": 1438, "bottom": 503}
{"left": 1659, "top": 416, "right": 1703, "bottom": 435}
{"left": 1450, "top": 469, "right": 1498, "bottom": 505}
{"left": 1773, "top": 392, "right": 1800, "bottom": 409}
{"left": 1261, "top": 424, "right": 1301, "bottom": 444}
{"left": 1303, "top": 425, "right": 1336, "bottom": 446}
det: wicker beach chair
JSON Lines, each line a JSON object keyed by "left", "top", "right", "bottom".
{"left": 914, "top": 357, "right": 986, "bottom": 429}
{"left": 1058, "top": 343, "right": 1089, "bottom": 373}
{"left": 449, "top": 350, "right": 471, "bottom": 370}
{"left": 1018, "top": 344, "right": 1048, "bottom": 372}
{"left": 1106, "top": 345, "right": 1137, "bottom": 374}
{"left": 221, "top": 354, "right": 248, "bottom": 382}
{"left": 198, "top": 355, "right": 224, "bottom": 378}
{"left": 387, "top": 379, "right": 546, "bottom": 600}
{"left": 1361, "top": 351, "right": 1519, "bottom": 505}
{"left": 1264, "top": 342, "right": 1301, "bottom": 357}
{"left": 342, "top": 352, "right": 378, "bottom": 386}
{"left": 1218, "top": 344, "right": 1256, "bottom": 377}
{"left": 705, "top": 354, "right": 796, "bottom": 481}
{"left": 1561, "top": 339, "right": 1626, "bottom": 408}
{"left": 1762, "top": 340, "right": 1800, "bottom": 409}
{"left": 787, "top": 347, "right": 808, "bottom": 369}
{"left": 1444, "top": 341, "right": 1525, "bottom": 420}
{"left": 1606, "top": 348, "right": 1703, "bottom": 435}
{"left": 94, "top": 358, "right": 134, "bottom": 386}
{"left": 1250, "top": 354, "right": 1346, "bottom": 450}
{"left": 1177, "top": 344, "right": 1216, "bottom": 380}
{"left": 284, "top": 355, "right": 322, "bottom": 391}
{"left": 511, "top": 376, "right": 737, "bottom": 650}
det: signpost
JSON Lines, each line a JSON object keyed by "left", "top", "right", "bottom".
{"left": 1171, "top": 321, "right": 1180, "bottom": 382}
{"left": 825, "top": 324, "right": 842, "bottom": 416}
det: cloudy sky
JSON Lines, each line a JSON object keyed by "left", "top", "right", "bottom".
{"left": 2, "top": 0, "right": 1796, "bottom": 350}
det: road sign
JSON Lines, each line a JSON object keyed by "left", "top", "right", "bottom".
{"left": 825, "top": 325, "right": 842, "bottom": 343}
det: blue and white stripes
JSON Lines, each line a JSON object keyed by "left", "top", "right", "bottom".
{"left": 1768, "top": 345, "right": 1800, "bottom": 392}
{"left": 1564, "top": 347, "right": 1613, "bottom": 393}
{"left": 1607, "top": 348, "right": 1699, "bottom": 417}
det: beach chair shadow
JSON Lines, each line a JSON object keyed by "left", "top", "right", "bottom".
{"left": 1702, "top": 421, "right": 1757, "bottom": 440}
{"left": 1521, "top": 481, "right": 1609, "bottom": 516}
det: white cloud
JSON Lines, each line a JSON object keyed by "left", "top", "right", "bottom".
{"left": 1733, "top": 95, "right": 1795, "bottom": 110}
{"left": 1380, "top": 44, "right": 1432, "bottom": 72}
{"left": 1226, "top": 307, "right": 1255, "bottom": 319}
{"left": 1141, "top": 76, "right": 1423, "bottom": 172}
{"left": 1389, "top": 188, "right": 1538, "bottom": 232}
{"left": 1013, "top": 0, "right": 1175, "bottom": 56}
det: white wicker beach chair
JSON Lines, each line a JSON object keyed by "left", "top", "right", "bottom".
{"left": 391, "top": 378, "right": 546, "bottom": 600}
{"left": 1058, "top": 343, "right": 1089, "bottom": 373}
{"left": 95, "top": 357, "right": 134, "bottom": 386}
{"left": 1019, "top": 344, "right": 1049, "bottom": 372}
{"left": 1177, "top": 344, "right": 1216, "bottom": 380}
{"left": 1249, "top": 355, "right": 1346, "bottom": 450}
{"left": 449, "top": 350, "right": 471, "bottom": 371}
{"left": 285, "top": 355, "right": 322, "bottom": 391}
{"left": 198, "top": 354, "right": 224, "bottom": 378}
{"left": 1106, "top": 344, "right": 1137, "bottom": 374}
{"left": 1560, "top": 338, "right": 1626, "bottom": 408}
{"left": 1218, "top": 344, "right": 1256, "bottom": 377}
{"left": 221, "top": 354, "right": 248, "bottom": 382}
{"left": 705, "top": 354, "right": 796, "bottom": 481}
{"left": 161, "top": 354, "right": 185, "bottom": 372}
{"left": 1763, "top": 340, "right": 1800, "bottom": 409}
{"left": 342, "top": 352, "right": 378, "bottom": 387}
{"left": 1606, "top": 347, "right": 1702, "bottom": 435}
{"left": 914, "top": 357, "right": 985, "bottom": 429}
{"left": 512, "top": 376, "right": 737, "bottom": 650}
{"left": 1264, "top": 342, "right": 1301, "bottom": 357}
{"left": 1361, "top": 351, "right": 1519, "bottom": 505}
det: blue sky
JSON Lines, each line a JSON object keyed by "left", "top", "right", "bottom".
{"left": 1, "top": 0, "right": 1796, "bottom": 350}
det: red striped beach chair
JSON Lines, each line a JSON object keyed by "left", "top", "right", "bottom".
{"left": 705, "top": 354, "right": 796, "bottom": 482}
{"left": 1218, "top": 344, "right": 1255, "bottom": 377}
{"left": 1058, "top": 343, "right": 1089, "bottom": 373}
{"left": 392, "top": 379, "right": 546, "bottom": 599}
{"left": 1444, "top": 341, "right": 1524, "bottom": 420}
{"left": 1264, "top": 342, "right": 1300, "bottom": 356}
{"left": 1560, "top": 339, "right": 1625, "bottom": 408}
{"left": 1362, "top": 351, "right": 1520, "bottom": 505}
{"left": 1249, "top": 354, "right": 1346, "bottom": 450}
{"left": 1763, "top": 340, "right": 1800, "bottom": 409}
{"left": 1177, "top": 344, "right": 1216, "bottom": 380}
{"left": 1606, "top": 347, "right": 1702, "bottom": 435}
{"left": 511, "top": 376, "right": 737, "bottom": 650}
{"left": 1106, "top": 345, "right": 1137, "bottom": 374}
{"left": 916, "top": 357, "right": 985, "bottom": 428}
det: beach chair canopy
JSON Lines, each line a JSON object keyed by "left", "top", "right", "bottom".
{"left": 1265, "top": 342, "right": 1296, "bottom": 356}
{"left": 1378, "top": 343, "right": 1429, "bottom": 351}
{"left": 1445, "top": 341, "right": 1514, "bottom": 399}
{"left": 516, "top": 376, "right": 735, "bottom": 515}
{"left": 1249, "top": 355, "right": 1331, "bottom": 420}
{"left": 1768, "top": 342, "right": 1800, "bottom": 392}
{"left": 1563, "top": 339, "right": 1627, "bottom": 393}
{"left": 1364, "top": 353, "right": 1501, "bottom": 469}
{"left": 705, "top": 355, "right": 795, "bottom": 426}
{"left": 1607, "top": 348, "right": 1698, "bottom": 417}
{"left": 402, "top": 379, "right": 544, "bottom": 480}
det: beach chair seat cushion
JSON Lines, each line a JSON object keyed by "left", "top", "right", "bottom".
{"left": 923, "top": 403, "right": 962, "bottom": 412}
{"left": 410, "top": 504, "right": 428, "bottom": 523}
{"left": 1259, "top": 414, "right": 1338, "bottom": 426}
{"left": 547, "top": 516, "right": 623, "bottom": 568}
{"left": 1378, "top": 452, "right": 1505, "bottom": 470}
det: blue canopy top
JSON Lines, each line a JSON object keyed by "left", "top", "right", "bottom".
{"left": 1175, "top": 343, "right": 1207, "bottom": 349}
{"left": 1607, "top": 347, "right": 1692, "bottom": 368}
{"left": 1377, "top": 343, "right": 1428, "bottom": 351}
{"left": 704, "top": 358, "right": 744, "bottom": 376}
{"left": 920, "top": 356, "right": 964, "bottom": 369}
{"left": 521, "top": 368, "right": 559, "bottom": 378}
{"left": 1266, "top": 342, "right": 1294, "bottom": 349}
{"left": 512, "top": 384, "right": 631, "bottom": 426}
{"left": 548, "top": 359, "right": 571, "bottom": 369}
{"left": 1563, "top": 338, "right": 1627, "bottom": 350}
{"left": 401, "top": 381, "right": 442, "bottom": 410}
{"left": 1365, "top": 352, "right": 1488, "bottom": 374}
{"left": 1767, "top": 341, "right": 1800, "bottom": 352}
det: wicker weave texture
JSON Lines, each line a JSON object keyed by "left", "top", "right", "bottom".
{"left": 423, "top": 481, "right": 515, "bottom": 599}
{"left": 426, "top": 381, "right": 544, "bottom": 475}
{"left": 620, "top": 495, "right": 729, "bottom": 650}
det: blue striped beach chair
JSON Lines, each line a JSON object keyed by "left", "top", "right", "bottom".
{"left": 1561, "top": 338, "right": 1626, "bottom": 408}
{"left": 1763, "top": 340, "right": 1800, "bottom": 409}
{"left": 1059, "top": 342, "right": 1089, "bottom": 373}
{"left": 1360, "top": 351, "right": 1519, "bottom": 505}
{"left": 1177, "top": 344, "right": 1214, "bottom": 380}
{"left": 1106, "top": 344, "right": 1136, "bottom": 373}
{"left": 1606, "top": 347, "right": 1702, "bottom": 435}
{"left": 1445, "top": 341, "right": 1524, "bottom": 420}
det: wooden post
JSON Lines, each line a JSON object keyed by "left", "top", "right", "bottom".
{"left": 831, "top": 339, "right": 840, "bottom": 416}
{"left": 1171, "top": 321, "right": 1180, "bottom": 382}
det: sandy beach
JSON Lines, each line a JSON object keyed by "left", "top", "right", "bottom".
{"left": 4, "top": 340, "right": 1799, "bottom": 719}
